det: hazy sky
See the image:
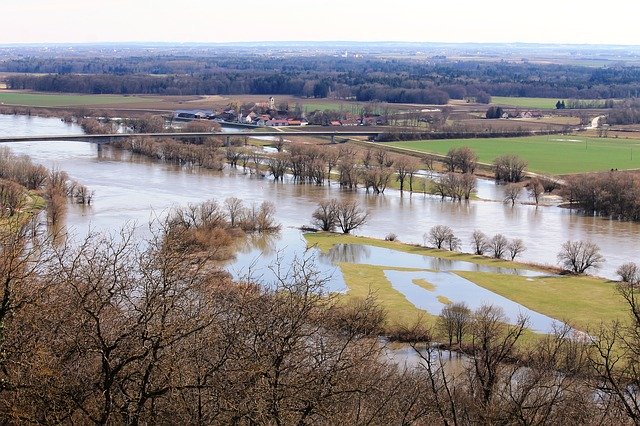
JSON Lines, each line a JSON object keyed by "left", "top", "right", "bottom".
{"left": 2, "top": 0, "right": 639, "bottom": 45}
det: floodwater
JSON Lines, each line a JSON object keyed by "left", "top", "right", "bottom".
{"left": 1, "top": 114, "right": 639, "bottom": 284}
{"left": 384, "top": 270, "right": 557, "bottom": 333}
{"left": 321, "top": 244, "right": 545, "bottom": 276}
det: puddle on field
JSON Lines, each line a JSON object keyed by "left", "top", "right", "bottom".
{"left": 384, "top": 270, "right": 559, "bottom": 333}
{"left": 227, "top": 236, "right": 559, "bottom": 333}
{"left": 320, "top": 244, "right": 545, "bottom": 277}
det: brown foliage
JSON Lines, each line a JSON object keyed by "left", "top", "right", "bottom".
{"left": 564, "top": 171, "right": 640, "bottom": 221}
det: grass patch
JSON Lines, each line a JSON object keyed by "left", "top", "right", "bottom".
{"left": 305, "top": 232, "right": 544, "bottom": 272}
{"left": 413, "top": 278, "right": 435, "bottom": 292}
{"left": 456, "top": 271, "right": 627, "bottom": 331}
{"left": 491, "top": 96, "right": 566, "bottom": 109}
{"left": 339, "top": 263, "right": 436, "bottom": 327}
{"left": 0, "top": 92, "right": 149, "bottom": 107}
{"left": 437, "top": 295, "right": 452, "bottom": 305}
{"left": 382, "top": 135, "right": 640, "bottom": 175}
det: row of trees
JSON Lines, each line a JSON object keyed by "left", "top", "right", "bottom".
{"left": 423, "top": 225, "right": 608, "bottom": 274}
{"left": 432, "top": 172, "right": 477, "bottom": 201}
{"left": 117, "top": 138, "right": 227, "bottom": 170}
{"left": 425, "top": 226, "right": 526, "bottom": 261}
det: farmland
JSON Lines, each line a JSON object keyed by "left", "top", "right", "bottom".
{"left": 382, "top": 135, "right": 640, "bottom": 175}
{"left": 0, "top": 92, "right": 150, "bottom": 107}
{"left": 491, "top": 96, "right": 565, "bottom": 109}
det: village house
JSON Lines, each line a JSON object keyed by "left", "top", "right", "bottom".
{"left": 173, "top": 109, "right": 213, "bottom": 120}
{"left": 266, "top": 119, "right": 290, "bottom": 127}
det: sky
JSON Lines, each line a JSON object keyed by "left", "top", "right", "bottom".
{"left": 2, "top": 0, "right": 640, "bottom": 45}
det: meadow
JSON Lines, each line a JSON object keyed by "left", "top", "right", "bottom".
{"left": 305, "top": 232, "right": 627, "bottom": 334}
{"left": 491, "top": 96, "right": 565, "bottom": 109}
{"left": 0, "top": 91, "right": 149, "bottom": 107}
{"left": 382, "top": 135, "right": 640, "bottom": 174}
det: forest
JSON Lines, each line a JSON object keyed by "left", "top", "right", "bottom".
{"left": 4, "top": 52, "right": 640, "bottom": 102}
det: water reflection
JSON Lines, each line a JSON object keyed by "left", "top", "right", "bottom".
{"left": 322, "top": 244, "right": 544, "bottom": 276}
{"left": 321, "top": 243, "right": 372, "bottom": 264}
{"left": 235, "top": 231, "right": 282, "bottom": 257}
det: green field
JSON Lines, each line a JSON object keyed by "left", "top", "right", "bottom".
{"left": 0, "top": 92, "right": 149, "bottom": 107}
{"left": 382, "top": 136, "right": 640, "bottom": 175}
{"left": 491, "top": 96, "right": 565, "bottom": 109}
{"left": 303, "top": 101, "right": 364, "bottom": 113}
{"left": 305, "top": 233, "right": 627, "bottom": 333}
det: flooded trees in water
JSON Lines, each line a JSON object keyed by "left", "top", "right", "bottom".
{"left": 564, "top": 172, "right": 640, "bottom": 221}
{"left": 312, "top": 199, "right": 370, "bottom": 234}
{"left": 438, "top": 302, "right": 471, "bottom": 347}
{"left": 333, "top": 200, "right": 369, "bottom": 234}
{"left": 528, "top": 177, "right": 545, "bottom": 204}
{"left": 166, "top": 199, "right": 280, "bottom": 258}
{"left": 312, "top": 199, "right": 339, "bottom": 232}
{"left": 266, "top": 152, "right": 288, "bottom": 181}
{"left": 446, "top": 146, "right": 477, "bottom": 174}
{"left": 494, "top": 154, "right": 528, "bottom": 183}
{"left": 433, "top": 173, "right": 476, "bottom": 201}
{"left": 503, "top": 183, "right": 522, "bottom": 206}
{"left": 119, "top": 137, "right": 226, "bottom": 171}
{"left": 557, "top": 240, "right": 605, "bottom": 274}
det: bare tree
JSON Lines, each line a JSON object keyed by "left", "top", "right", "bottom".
{"left": 312, "top": 199, "right": 338, "bottom": 231}
{"left": 438, "top": 302, "right": 471, "bottom": 346}
{"left": 468, "top": 305, "right": 527, "bottom": 419}
{"left": 490, "top": 234, "right": 509, "bottom": 259}
{"left": 395, "top": 156, "right": 410, "bottom": 192}
{"left": 460, "top": 173, "right": 477, "bottom": 200}
{"left": 470, "top": 230, "right": 490, "bottom": 255}
{"left": 224, "top": 197, "right": 244, "bottom": 227}
{"left": 494, "top": 154, "right": 527, "bottom": 183}
{"left": 507, "top": 238, "right": 526, "bottom": 261}
{"left": 446, "top": 146, "right": 477, "bottom": 174}
{"left": 446, "top": 234, "right": 461, "bottom": 251}
{"left": 405, "top": 158, "right": 421, "bottom": 192}
{"left": 335, "top": 200, "right": 369, "bottom": 234}
{"left": 528, "top": 178, "right": 545, "bottom": 205}
{"left": 617, "top": 262, "right": 639, "bottom": 283}
{"left": 426, "top": 225, "right": 455, "bottom": 250}
{"left": 557, "top": 240, "right": 605, "bottom": 274}
{"left": 0, "top": 180, "right": 26, "bottom": 217}
{"left": 503, "top": 184, "right": 521, "bottom": 206}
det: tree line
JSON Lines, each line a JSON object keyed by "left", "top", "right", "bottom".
{"left": 6, "top": 54, "right": 640, "bottom": 100}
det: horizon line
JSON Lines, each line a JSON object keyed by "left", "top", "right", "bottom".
{"left": 1, "top": 40, "right": 640, "bottom": 48}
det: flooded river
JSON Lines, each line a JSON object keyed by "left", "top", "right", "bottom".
{"left": 1, "top": 114, "right": 639, "bottom": 283}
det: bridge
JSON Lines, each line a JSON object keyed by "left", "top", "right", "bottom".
{"left": 0, "top": 130, "right": 381, "bottom": 145}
